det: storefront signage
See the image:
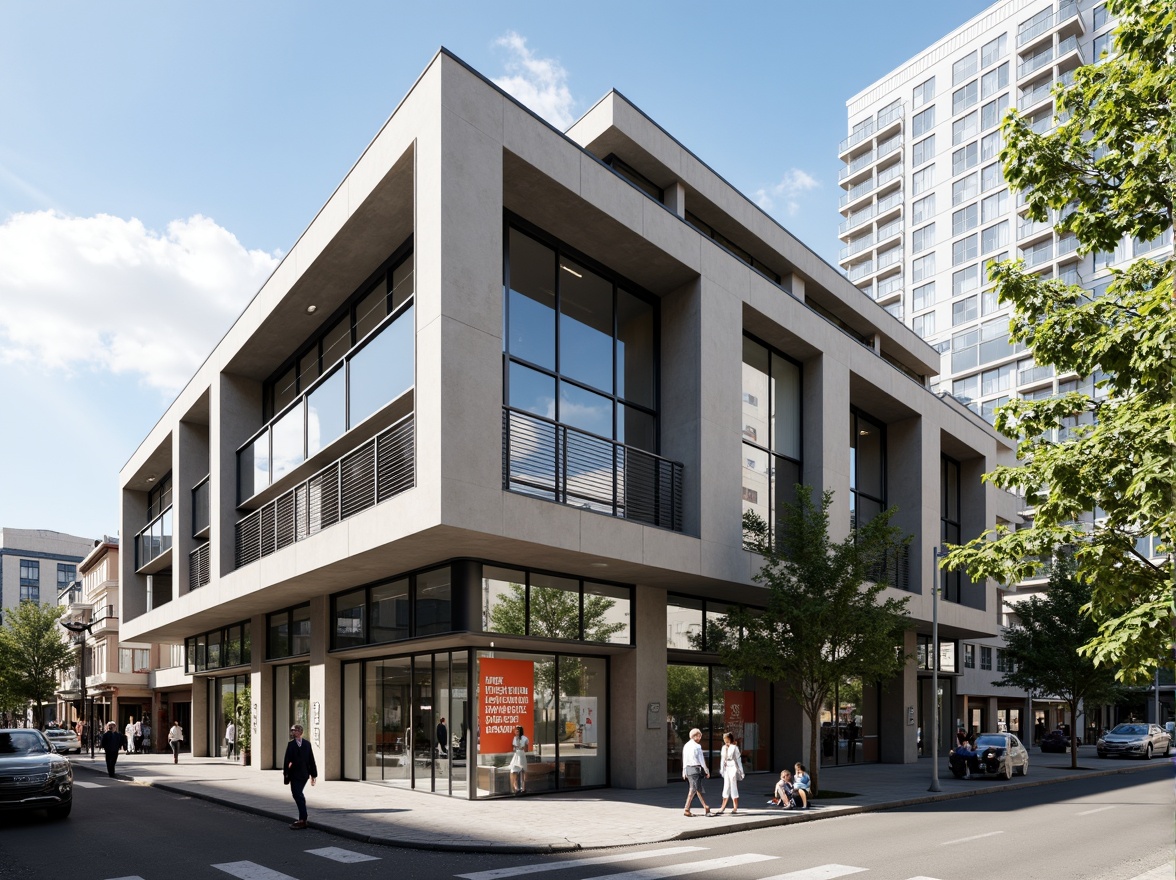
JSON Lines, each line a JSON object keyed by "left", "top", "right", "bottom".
{"left": 480, "top": 658, "right": 533, "bottom": 753}
{"left": 725, "top": 691, "right": 756, "bottom": 748}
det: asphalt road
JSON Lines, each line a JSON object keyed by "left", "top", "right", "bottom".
{"left": 0, "top": 764, "right": 1169, "bottom": 880}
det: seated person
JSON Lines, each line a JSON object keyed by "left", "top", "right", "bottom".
{"left": 768, "top": 770, "right": 799, "bottom": 808}
{"left": 792, "top": 762, "right": 811, "bottom": 809}
{"left": 952, "top": 732, "right": 980, "bottom": 776}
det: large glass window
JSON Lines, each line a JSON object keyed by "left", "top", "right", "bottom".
{"left": 942, "top": 456, "right": 963, "bottom": 602}
{"left": 267, "top": 604, "right": 310, "bottom": 660}
{"left": 483, "top": 565, "right": 632, "bottom": 646}
{"left": 742, "top": 336, "right": 802, "bottom": 545}
{"left": 666, "top": 664, "right": 771, "bottom": 779}
{"left": 850, "top": 410, "right": 885, "bottom": 530}
{"left": 185, "top": 621, "right": 251, "bottom": 674}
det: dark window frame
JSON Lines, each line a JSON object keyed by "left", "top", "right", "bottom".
{"left": 185, "top": 619, "right": 252, "bottom": 674}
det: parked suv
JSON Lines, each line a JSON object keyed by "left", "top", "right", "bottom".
{"left": 0, "top": 729, "right": 73, "bottom": 819}
{"left": 1096, "top": 723, "right": 1172, "bottom": 760}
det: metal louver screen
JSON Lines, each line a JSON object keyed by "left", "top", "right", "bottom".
{"left": 189, "top": 542, "right": 211, "bottom": 589}
{"left": 234, "top": 414, "right": 414, "bottom": 569}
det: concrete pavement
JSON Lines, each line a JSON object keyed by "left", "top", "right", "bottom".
{"left": 68, "top": 747, "right": 1163, "bottom": 853}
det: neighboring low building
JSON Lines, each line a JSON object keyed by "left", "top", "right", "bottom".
{"left": 118, "top": 49, "right": 1017, "bottom": 798}
{"left": 0, "top": 528, "right": 92, "bottom": 617}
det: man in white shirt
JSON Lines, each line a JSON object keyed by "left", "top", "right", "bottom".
{"left": 225, "top": 720, "right": 237, "bottom": 760}
{"left": 681, "top": 727, "right": 711, "bottom": 817}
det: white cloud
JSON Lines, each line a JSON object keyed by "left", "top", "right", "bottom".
{"left": 0, "top": 210, "right": 279, "bottom": 395}
{"left": 754, "top": 169, "right": 820, "bottom": 216}
{"left": 491, "top": 32, "right": 576, "bottom": 130}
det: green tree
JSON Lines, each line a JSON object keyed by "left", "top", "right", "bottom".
{"left": 488, "top": 583, "right": 625, "bottom": 643}
{"left": 995, "top": 557, "right": 1120, "bottom": 768}
{"left": 0, "top": 601, "right": 75, "bottom": 728}
{"left": 721, "top": 486, "right": 913, "bottom": 794}
{"left": 943, "top": 0, "right": 1174, "bottom": 682}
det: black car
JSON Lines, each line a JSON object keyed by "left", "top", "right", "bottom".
{"left": 0, "top": 729, "right": 73, "bottom": 819}
{"left": 1039, "top": 729, "right": 1070, "bottom": 753}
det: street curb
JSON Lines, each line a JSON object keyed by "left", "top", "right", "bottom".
{"left": 70, "top": 760, "right": 1162, "bottom": 854}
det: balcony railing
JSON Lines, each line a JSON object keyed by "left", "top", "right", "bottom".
{"left": 840, "top": 119, "right": 876, "bottom": 154}
{"left": 503, "top": 407, "right": 683, "bottom": 532}
{"left": 1018, "top": 363, "right": 1055, "bottom": 385}
{"left": 1018, "top": 47, "right": 1054, "bottom": 79}
{"left": 136, "top": 506, "right": 173, "bottom": 570}
{"left": 840, "top": 233, "right": 875, "bottom": 261}
{"left": 1018, "top": 216, "right": 1053, "bottom": 240}
{"left": 876, "top": 247, "right": 903, "bottom": 271}
{"left": 847, "top": 260, "right": 875, "bottom": 282}
{"left": 1018, "top": 10, "right": 1054, "bottom": 46}
{"left": 876, "top": 134, "right": 902, "bottom": 159}
{"left": 189, "top": 542, "right": 211, "bottom": 589}
{"left": 876, "top": 274, "right": 903, "bottom": 299}
{"left": 235, "top": 414, "right": 415, "bottom": 568}
{"left": 876, "top": 103, "right": 903, "bottom": 130}
{"left": 839, "top": 148, "right": 876, "bottom": 181}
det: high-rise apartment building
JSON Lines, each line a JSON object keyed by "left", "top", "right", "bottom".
{"left": 839, "top": 0, "right": 1171, "bottom": 737}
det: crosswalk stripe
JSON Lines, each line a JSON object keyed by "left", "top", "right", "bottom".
{"left": 1076, "top": 805, "right": 1116, "bottom": 816}
{"left": 939, "top": 830, "right": 1003, "bottom": 846}
{"left": 906, "top": 876, "right": 947, "bottom": 880}
{"left": 456, "top": 846, "right": 709, "bottom": 879}
{"left": 306, "top": 846, "right": 381, "bottom": 863}
{"left": 212, "top": 861, "right": 300, "bottom": 880}
{"left": 757, "top": 866, "right": 868, "bottom": 880}
{"left": 74, "top": 780, "right": 105, "bottom": 788}
{"left": 104, "top": 876, "right": 146, "bottom": 880}
{"left": 1125, "top": 866, "right": 1175, "bottom": 880}
{"left": 581, "top": 854, "right": 778, "bottom": 880}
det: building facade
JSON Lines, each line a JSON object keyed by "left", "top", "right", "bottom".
{"left": 838, "top": 0, "right": 1171, "bottom": 740}
{"left": 56, "top": 539, "right": 191, "bottom": 750}
{"left": 118, "top": 50, "right": 1016, "bottom": 798}
{"left": 0, "top": 528, "right": 92, "bottom": 619}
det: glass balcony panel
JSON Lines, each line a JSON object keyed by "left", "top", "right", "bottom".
{"left": 271, "top": 401, "right": 305, "bottom": 483}
{"left": 240, "top": 431, "right": 270, "bottom": 500}
{"left": 307, "top": 366, "right": 345, "bottom": 456}
{"left": 348, "top": 306, "right": 415, "bottom": 429}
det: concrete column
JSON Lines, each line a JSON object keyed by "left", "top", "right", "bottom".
{"left": 308, "top": 596, "right": 339, "bottom": 779}
{"left": 611, "top": 584, "right": 667, "bottom": 789}
{"left": 985, "top": 696, "right": 999, "bottom": 733}
{"left": 880, "top": 628, "right": 919, "bottom": 762}
{"left": 659, "top": 278, "right": 702, "bottom": 538}
{"left": 250, "top": 613, "right": 272, "bottom": 772}
{"left": 803, "top": 353, "right": 850, "bottom": 534}
{"left": 664, "top": 181, "right": 686, "bottom": 218}
{"left": 212, "top": 374, "right": 262, "bottom": 580}
{"left": 174, "top": 418, "right": 209, "bottom": 597}
{"left": 191, "top": 677, "right": 208, "bottom": 757}
{"left": 120, "top": 489, "right": 149, "bottom": 622}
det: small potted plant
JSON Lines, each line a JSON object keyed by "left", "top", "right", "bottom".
{"left": 235, "top": 687, "right": 252, "bottom": 765}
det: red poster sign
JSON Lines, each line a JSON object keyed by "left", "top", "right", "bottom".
{"left": 480, "top": 658, "right": 534, "bottom": 754}
{"left": 724, "top": 691, "right": 755, "bottom": 744}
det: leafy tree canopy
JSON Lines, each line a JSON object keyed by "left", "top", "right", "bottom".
{"left": 995, "top": 556, "right": 1121, "bottom": 767}
{"left": 0, "top": 601, "right": 75, "bottom": 727}
{"left": 943, "top": 0, "right": 1174, "bottom": 682}
{"left": 721, "top": 486, "right": 912, "bottom": 793}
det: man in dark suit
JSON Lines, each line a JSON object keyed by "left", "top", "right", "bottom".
{"left": 283, "top": 724, "right": 318, "bottom": 829}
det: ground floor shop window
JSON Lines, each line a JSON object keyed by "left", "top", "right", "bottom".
{"left": 666, "top": 664, "right": 770, "bottom": 780}
{"left": 342, "top": 649, "right": 607, "bottom": 798}
{"left": 209, "top": 674, "right": 248, "bottom": 759}
{"left": 273, "top": 662, "right": 309, "bottom": 764}
{"left": 820, "top": 676, "right": 881, "bottom": 767}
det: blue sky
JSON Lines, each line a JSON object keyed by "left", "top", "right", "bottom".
{"left": 0, "top": 0, "right": 991, "bottom": 542}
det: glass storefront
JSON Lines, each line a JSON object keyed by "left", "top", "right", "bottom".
{"left": 209, "top": 674, "right": 249, "bottom": 758}
{"left": 666, "top": 664, "right": 771, "bottom": 780}
{"left": 343, "top": 649, "right": 606, "bottom": 798}
{"left": 819, "top": 676, "right": 881, "bottom": 767}
{"left": 274, "top": 662, "right": 310, "bottom": 762}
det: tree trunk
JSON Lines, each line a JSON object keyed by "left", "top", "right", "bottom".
{"left": 1069, "top": 700, "right": 1080, "bottom": 769}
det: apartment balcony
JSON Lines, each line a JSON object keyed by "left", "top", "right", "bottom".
{"left": 875, "top": 246, "right": 903, "bottom": 275}
{"left": 1021, "top": 241, "right": 1054, "bottom": 268}
{"left": 839, "top": 177, "right": 876, "bottom": 210}
{"left": 1018, "top": 47, "right": 1054, "bottom": 81}
{"left": 135, "top": 506, "right": 173, "bottom": 574}
{"left": 1017, "top": 10, "right": 1055, "bottom": 50}
{"left": 875, "top": 273, "right": 903, "bottom": 302}
{"left": 839, "top": 118, "right": 876, "bottom": 157}
{"left": 1056, "top": 233, "right": 1081, "bottom": 263}
{"left": 874, "top": 190, "right": 903, "bottom": 225}
{"left": 839, "top": 148, "right": 876, "bottom": 184}
{"left": 840, "top": 232, "right": 875, "bottom": 262}
{"left": 89, "top": 604, "right": 119, "bottom": 637}
{"left": 846, "top": 258, "right": 874, "bottom": 282}
{"left": 1017, "top": 216, "right": 1054, "bottom": 244}
{"left": 1018, "top": 363, "right": 1055, "bottom": 387}
{"left": 235, "top": 413, "right": 415, "bottom": 569}
{"left": 1055, "top": 35, "right": 1084, "bottom": 72}
{"left": 503, "top": 407, "right": 684, "bottom": 532}
{"left": 876, "top": 134, "right": 902, "bottom": 161}
{"left": 840, "top": 205, "right": 874, "bottom": 236}
{"left": 1056, "top": 0, "right": 1084, "bottom": 37}
{"left": 876, "top": 218, "right": 903, "bottom": 247}
{"left": 839, "top": 190, "right": 902, "bottom": 237}
{"left": 874, "top": 103, "right": 903, "bottom": 141}
{"left": 1018, "top": 76, "right": 1055, "bottom": 113}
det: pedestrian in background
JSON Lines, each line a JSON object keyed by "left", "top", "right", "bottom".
{"left": 168, "top": 720, "right": 184, "bottom": 763}
{"left": 283, "top": 724, "right": 318, "bottom": 829}
{"left": 99, "top": 722, "right": 122, "bottom": 778}
{"left": 715, "top": 731, "right": 743, "bottom": 815}
{"left": 132, "top": 718, "right": 143, "bottom": 754}
{"left": 225, "top": 718, "right": 237, "bottom": 760}
{"left": 681, "top": 727, "right": 711, "bottom": 817}
{"left": 141, "top": 719, "right": 152, "bottom": 754}
{"left": 124, "top": 717, "right": 136, "bottom": 754}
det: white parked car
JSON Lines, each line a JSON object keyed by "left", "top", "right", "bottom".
{"left": 43, "top": 728, "right": 82, "bottom": 754}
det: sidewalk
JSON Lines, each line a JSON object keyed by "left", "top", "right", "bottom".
{"left": 69, "top": 748, "right": 1162, "bottom": 853}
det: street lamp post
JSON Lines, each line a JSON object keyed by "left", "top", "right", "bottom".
{"left": 60, "top": 619, "right": 96, "bottom": 759}
{"left": 929, "top": 545, "right": 947, "bottom": 793}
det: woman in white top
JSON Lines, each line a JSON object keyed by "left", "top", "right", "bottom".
{"left": 508, "top": 725, "right": 529, "bottom": 795}
{"left": 716, "top": 731, "right": 744, "bottom": 814}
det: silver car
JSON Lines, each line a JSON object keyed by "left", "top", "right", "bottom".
{"left": 1096, "top": 723, "right": 1172, "bottom": 760}
{"left": 965, "top": 732, "right": 1030, "bottom": 780}
{"left": 43, "top": 728, "right": 82, "bottom": 755}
